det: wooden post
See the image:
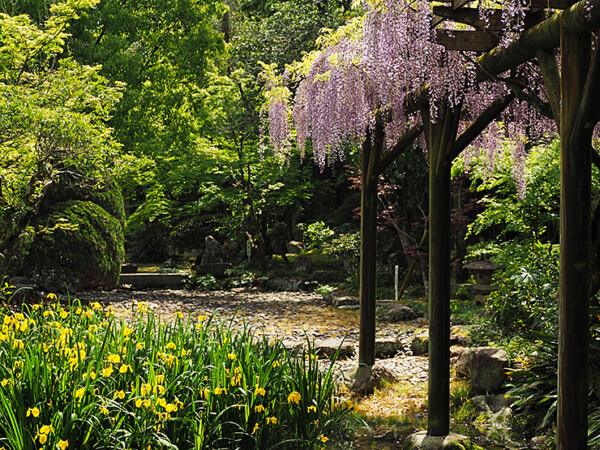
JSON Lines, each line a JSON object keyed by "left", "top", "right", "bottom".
{"left": 358, "top": 120, "right": 383, "bottom": 367}
{"left": 422, "top": 105, "right": 461, "bottom": 436}
{"left": 558, "top": 18, "right": 592, "bottom": 449}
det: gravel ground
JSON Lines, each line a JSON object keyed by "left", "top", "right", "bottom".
{"left": 75, "top": 287, "right": 429, "bottom": 384}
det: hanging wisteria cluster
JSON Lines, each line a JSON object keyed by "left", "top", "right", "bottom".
{"left": 265, "top": 0, "right": 560, "bottom": 194}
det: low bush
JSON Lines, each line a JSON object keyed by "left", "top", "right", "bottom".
{"left": 22, "top": 200, "right": 124, "bottom": 290}
{"left": 0, "top": 292, "right": 354, "bottom": 449}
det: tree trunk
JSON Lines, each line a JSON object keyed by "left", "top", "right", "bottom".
{"left": 358, "top": 121, "right": 383, "bottom": 367}
{"left": 423, "top": 105, "right": 461, "bottom": 437}
{"left": 557, "top": 19, "right": 592, "bottom": 449}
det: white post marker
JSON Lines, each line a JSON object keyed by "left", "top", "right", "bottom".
{"left": 395, "top": 265, "right": 399, "bottom": 301}
{"left": 246, "top": 239, "right": 252, "bottom": 263}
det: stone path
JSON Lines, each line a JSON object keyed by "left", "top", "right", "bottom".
{"left": 76, "top": 287, "right": 430, "bottom": 385}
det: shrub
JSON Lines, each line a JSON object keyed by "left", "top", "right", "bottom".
{"left": 0, "top": 295, "right": 354, "bottom": 449}
{"left": 298, "top": 222, "right": 335, "bottom": 249}
{"left": 469, "top": 240, "right": 558, "bottom": 339}
{"left": 22, "top": 200, "right": 124, "bottom": 290}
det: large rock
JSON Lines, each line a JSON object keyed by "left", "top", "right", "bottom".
{"left": 410, "top": 329, "right": 429, "bottom": 356}
{"left": 192, "top": 236, "right": 231, "bottom": 277}
{"left": 377, "top": 304, "right": 420, "bottom": 322}
{"left": 345, "top": 363, "right": 398, "bottom": 394}
{"left": 23, "top": 200, "right": 124, "bottom": 291}
{"left": 455, "top": 347, "right": 509, "bottom": 394}
{"left": 375, "top": 339, "right": 404, "bottom": 358}
{"left": 265, "top": 276, "right": 308, "bottom": 291}
{"left": 293, "top": 255, "right": 313, "bottom": 274}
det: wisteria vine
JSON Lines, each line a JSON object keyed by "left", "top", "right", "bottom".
{"left": 265, "top": 0, "right": 561, "bottom": 195}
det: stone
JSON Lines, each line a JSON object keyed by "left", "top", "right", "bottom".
{"left": 293, "top": 255, "right": 313, "bottom": 274}
{"left": 286, "top": 241, "right": 303, "bottom": 254}
{"left": 193, "top": 262, "right": 231, "bottom": 278}
{"left": 471, "top": 347, "right": 508, "bottom": 395}
{"left": 450, "top": 325, "right": 471, "bottom": 346}
{"left": 470, "top": 395, "right": 492, "bottom": 415}
{"left": 345, "top": 363, "right": 398, "bottom": 394}
{"left": 192, "top": 236, "right": 231, "bottom": 277}
{"left": 455, "top": 349, "right": 475, "bottom": 378}
{"left": 309, "top": 270, "right": 341, "bottom": 282}
{"left": 375, "top": 339, "right": 403, "bottom": 358}
{"left": 314, "top": 338, "right": 355, "bottom": 358}
{"left": 455, "top": 347, "right": 509, "bottom": 394}
{"left": 322, "top": 292, "right": 359, "bottom": 307}
{"left": 121, "top": 263, "right": 138, "bottom": 274}
{"left": 376, "top": 303, "right": 420, "bottom": 322}
{"left": 450, "top": 345, "right": 467, "bottom": 362}
{"left": 281, "top": 339, "right": 303, "bottom": 352}
{"left": 530, "top": 436, "right": 548, "bottom": 448}
{"left": 8, "top": 276, "right": 34, "bottom": 289}
{"left": 410, "top": 329, "right": 429, "bottom": 356}
{"left": 403, "top": 431, "right": 481, "bottom": 450}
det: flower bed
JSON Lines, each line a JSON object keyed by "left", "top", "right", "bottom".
{"left": 0, "top": 290, "right": 354, "bottom": 449}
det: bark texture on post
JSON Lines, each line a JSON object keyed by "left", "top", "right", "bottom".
{"left": 358, "top": 121, "right": 384, "bottom": 367}
{"left": 558, "top": 19, "right": 592, "bottom": 450}
{"left": 423, "top": 105, "right": 461, "bottom": 437}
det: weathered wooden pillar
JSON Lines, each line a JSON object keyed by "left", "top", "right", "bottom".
{"left": 422, "top": 105, "right": 461, "bottom": 436}
{"left": 358, "top": 120, "right": 383, "bottom": 367}
{"left": 558, "top": 18, "right": 592, "bottom": 449}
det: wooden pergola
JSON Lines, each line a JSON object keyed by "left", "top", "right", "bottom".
{"left": 355, "top": 0, "right": 600, "bottom": 446}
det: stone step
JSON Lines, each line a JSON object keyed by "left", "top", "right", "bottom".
{"left": 118, "top": 273, "right": 184, "bottom": 288}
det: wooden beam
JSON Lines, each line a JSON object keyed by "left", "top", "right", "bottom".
{"left": 435, "top": 29, "right": 500, "bottom": 52}
{"left": 528, "top": 0, "right": 571, "bottom": 8}
{"left": 432, "top": 7, "right": 505, "bottom": 30}
{"left": 452, "top": 0, "right": 471, "bottom": 10}
{"left": 433, "top": 7, "right": 546, "bottom": 30}
{"left": 475, "top": 0, "right": 600, "bottom": 82}
{"left": 536, "top": 49, "right": 562, "bottom": 128}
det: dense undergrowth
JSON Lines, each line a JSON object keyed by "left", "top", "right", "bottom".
{"left": 0, "top": 286, "right": 355, "bottom": 449}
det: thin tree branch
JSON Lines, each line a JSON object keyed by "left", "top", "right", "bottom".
{"left": 449, "top": 91, "right": 516, "bottom": 161}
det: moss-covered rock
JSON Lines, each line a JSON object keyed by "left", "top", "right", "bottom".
{"left": 23, "top": 200, "right": 124, "bottom": 290}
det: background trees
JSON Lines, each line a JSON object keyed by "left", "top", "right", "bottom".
{"left": 0, "top": 1, "right": 125, "bottom": 287}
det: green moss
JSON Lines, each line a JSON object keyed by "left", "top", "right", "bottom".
{"left": 24, "top": 200, "right": 124, "bottom": 289}
{"left": 42, "top": 181, "right": 126, "bottom": 224}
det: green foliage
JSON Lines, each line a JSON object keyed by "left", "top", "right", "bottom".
{"left": 480, "top": 241, "right": 559, "bottom": 337}
{"left": 183, "top": 273, "right": 218, "bottom": 291}
{"left": 22, "top": 200, "right": 124, "bottom": 289}
{"left": 505, "top": 332, "right": 558, "bottom": 435}
{"left": 0, "top": 297, "right": 355, "bottom": 448}
{"left": 462, "top": 140, "right": 561, "bottom": 242}
{"left": 298, "top": 221, "right": 335, "bottom": 249}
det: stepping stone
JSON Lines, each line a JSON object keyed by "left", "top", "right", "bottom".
{"left": 314, "top": 338, "right": 355, "bottom": 358}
